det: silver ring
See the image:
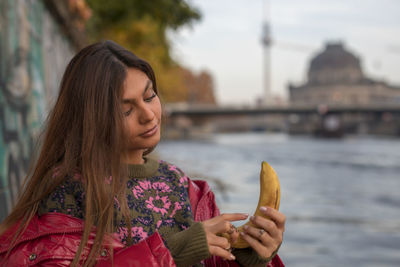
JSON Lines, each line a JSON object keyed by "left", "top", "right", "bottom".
{"left": 227, "top": 224, "right": 237, "bottom": 234}
{"left": 258, "top": 229, "right": 265, "bottom": 239}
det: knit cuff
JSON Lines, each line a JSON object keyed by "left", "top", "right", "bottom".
{"left": 164, "top": 222, "right": 210, "bottom": 267}
{"left": 232, "top": 244, "right": 280, "bottom": 267}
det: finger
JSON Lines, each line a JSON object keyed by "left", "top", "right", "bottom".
{"left": 207, "top": 233, "right": 231, "bottom": 250}
{"left": 230, "top": 226, "right": 240, "bottom": 244}
{"left": 209, "top": 245, "right": 236, "bottom": 261}
{"left": 210, "top": 220, "right": 234, "bottom": 234}
{"left": 221, "top": 213, "right": 249, "bottom": 222}
{"left": 243, "top": 225, "right": 275, "bottom": 247}
{"left": 239, "top": 231, "right": 274, "bottom": 259}
{"left": 259, "top": 207, "right": 286, "bottom": 230}
{"left": 210, "top": 219, "right": 242, "bottom": 235}
{"left": 250, "top": 215, "right": 280, "bottom": 239}
{"left": 227, "top": 223, "right": 237, "bottom": 234}
{"left": 203, "top": 213, "right": 248, "bottom": 235}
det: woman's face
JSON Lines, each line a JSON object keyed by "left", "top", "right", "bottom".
{"left": 122, "top": 68, "right": 161, "bottom": 162}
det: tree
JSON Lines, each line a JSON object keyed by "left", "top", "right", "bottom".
{"left": 85, "top": 0, "right": 202, "bottom": 102}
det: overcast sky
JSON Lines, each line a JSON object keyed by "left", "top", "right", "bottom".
{"left": 171, "top": 0, "right": 400, "bottom": 105}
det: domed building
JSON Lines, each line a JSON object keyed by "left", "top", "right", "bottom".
{"left": 289, "top": 42, "right": 400, "bottom": 106}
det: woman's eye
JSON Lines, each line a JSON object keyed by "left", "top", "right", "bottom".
{"left": 145, "top": 92, "right": 157, "bottom": 102}
{"left": 124, "top": 108, "right": 133, "bottom": 116}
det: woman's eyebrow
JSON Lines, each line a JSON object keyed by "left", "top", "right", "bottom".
{"left": 122, "top": 79, "right": 153, "bottom": 104}
{"left": 143, "top": 79, "right": 153, "bottom": 95}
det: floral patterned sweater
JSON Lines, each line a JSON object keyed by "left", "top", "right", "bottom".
{"left": 38, "top": 158, "right": 209, "bottom": 267}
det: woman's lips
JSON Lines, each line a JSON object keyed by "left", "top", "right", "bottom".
{"left": 140, "top": 125, "right": 158, "bottom": 137}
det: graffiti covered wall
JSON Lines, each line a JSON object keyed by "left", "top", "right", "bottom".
{"left": 0, "top": 0, "right": 75, "bottom": 220}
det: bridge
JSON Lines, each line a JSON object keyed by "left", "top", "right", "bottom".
{"left": 164, "top": 104, "right": 400, "bottom": 138}
{"left": 165, "top": 104, "right": 400, "bottom": 116}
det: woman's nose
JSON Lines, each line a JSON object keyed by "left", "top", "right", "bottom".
{"left": 139, "top": 105, "right": 155, "bottom": 124}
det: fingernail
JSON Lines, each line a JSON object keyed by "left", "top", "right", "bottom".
{"left": 260, "top": 206, "right": 268, "bottom": 212}
{"left": 250, "top": 216, "right": 255, "bottom": 221}
{"left": 243, "top": 213, "right": 249, "bottom": 218}
{"left": 230, "top": 254, "right": 236, "bottom": 260}
{"left": 240, "top": 231, "right": 246, "bottom": 236}
{"left": 243, "top": 225, "right": 249, "bottom": 230}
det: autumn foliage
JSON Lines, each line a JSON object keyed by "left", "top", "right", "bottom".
{"left": 85, "top": 0, "right": 214, "bottom": 104}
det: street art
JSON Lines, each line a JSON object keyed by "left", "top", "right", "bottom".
{"left": 0, "top": 0, "right": 74, "bottom": 220}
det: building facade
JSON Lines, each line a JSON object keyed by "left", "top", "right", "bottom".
{"left": 289, "top": 42, "right": 400, "bottom": 106}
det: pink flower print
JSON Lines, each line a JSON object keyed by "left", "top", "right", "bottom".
{"left": 164, "top": 218, "right": 174, "bottom": 225}
{"left": 169, "top": 201, "right": 183, "bottom": 218}
{"left": 131, "top": 226, "right": 148, "bottom": 241}
{"left": 156, "top": 220, "right": 162, "bottom": 229}
{"left": 152, "top": 182, "right": 171, "bottom": 193}
{"left": 139, "top": 180, "right": 152, "bottom": 190}
{"left": 145, "top": 195, "right": 171, "bottom": 216}
{"left": 137, "top": 217, "right": 152, "bottom": 226}
{"left": 179, "top": 176, "right": 188, "bottom": 186}
{"left": 132, "top": 186, "right": 144, "bottom": 199}
{"left": 116, "top": 227, "right": 129, "bottom": 243}
{"left": 168, "top": 165, "right": 178, "bottom": 172}
{"left": 115, "top": 226, "right": 148, "bottom": 244}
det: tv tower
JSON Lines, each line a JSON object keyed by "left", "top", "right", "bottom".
{"left": 262, "top": 0, "right": 272, "bottom": 105}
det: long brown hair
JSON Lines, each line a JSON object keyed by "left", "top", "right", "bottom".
{"left": 0, "top": 40, "right": 158, "bottom": 266}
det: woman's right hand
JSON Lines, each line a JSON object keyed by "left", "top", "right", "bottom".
{"left": 201, "top": 213, "right": 249, "bottom": 261}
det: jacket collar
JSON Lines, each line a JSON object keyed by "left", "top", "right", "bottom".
{"left": 0, "top": 213, "right": 84, "bottom": 254}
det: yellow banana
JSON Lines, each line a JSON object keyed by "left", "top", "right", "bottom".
{"left": 224, "top": 161, "right": 281, "bottom": 248}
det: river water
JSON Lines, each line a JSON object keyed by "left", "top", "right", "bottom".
{"left": 155, "top": 133, "right": 400, "bottom": 267}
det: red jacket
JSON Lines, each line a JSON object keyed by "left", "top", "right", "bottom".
{"left": 0, "top": 179, "right": 284, "bottom": 266}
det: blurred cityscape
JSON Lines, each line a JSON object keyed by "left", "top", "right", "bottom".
{"left": 166, "top": 41, "right": 400, "bottom": 139}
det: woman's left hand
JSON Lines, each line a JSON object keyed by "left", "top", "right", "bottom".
{"left": 239, "top": 206, "right": 286, "bottom": 259}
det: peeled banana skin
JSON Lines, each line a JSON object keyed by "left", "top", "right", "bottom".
{"left": 223, "top": 161, "right": 281, "bottom": 249}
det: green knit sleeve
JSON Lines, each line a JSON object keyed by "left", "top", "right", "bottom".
{"left": 232, "top": 245, "right": 280, "bottom": 267}
{"left": 164, "top": 222, "right": 210, "bottom": 267}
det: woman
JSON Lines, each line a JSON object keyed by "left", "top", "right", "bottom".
{"left": 0, "top": 40, "right": 285, "bottom": 266}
